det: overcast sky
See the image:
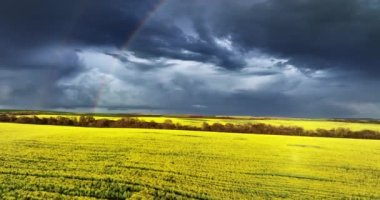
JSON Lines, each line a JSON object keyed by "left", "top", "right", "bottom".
{"left": 1, "top": 0, "right": 380, "bottom": 117}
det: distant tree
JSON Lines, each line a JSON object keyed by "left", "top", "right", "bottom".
{"left": 202, "top": 122, "right": 211, "bottom": 131}
{"left": 0, "top": 114, "right": 10, "bottom": 122}
{"left": 210, "top": 123, "right": 224, "bottom": 132}
{"left": 79, "top": 116, "right": 95, "bottom": 126}
{"left": 95, "top": 119, "right": 111, "bottom": 127}
{"left": 224, "top": 123, "right": 234, "bottom": 132}
{"left": 162, "top": 119, "right": 175, "bottom": 129}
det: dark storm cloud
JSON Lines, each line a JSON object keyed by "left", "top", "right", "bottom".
{"left": 0, "top": 0, "right": 159, "bottom": 46}
{"left": 205, "top": 0, "right": 380, "bottom": 74}
{"left": 0, "top": 0, "right": 244, "bottom": 70}
{"left": 2, "top": 0, "right": 379, "bottom": 72}
{"left": 124, "top": 0, "right": 380, "bottom": 72}
{"left": 0, "top": 0, "right": 160, "bottom": 94}
{"left": 1, "top": 0, "right": 380, "bottom": 117}
{"left": 183, "top": 91, "right": 358, "bottom": 118}
{"left": 0, "top": 0, "right": 162, "bottom": 108}
{"left": 127, "top": 16, "right": 246, "bottom": 70}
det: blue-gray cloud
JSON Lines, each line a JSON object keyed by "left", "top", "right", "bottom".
{"left": 0, "top": 0, "right": 380, "bottom": 117}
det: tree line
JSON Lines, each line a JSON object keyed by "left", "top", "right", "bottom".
{"left": 0, "top": 114, "right": 379, "bottom": 139}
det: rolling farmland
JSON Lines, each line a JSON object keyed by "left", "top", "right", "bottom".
{"left": 0, "top": 123, "right": 379, "bottom": 199}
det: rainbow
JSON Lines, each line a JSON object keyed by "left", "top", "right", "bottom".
{"left": 92, "top": 0, "right": 167, "bottom": 113}
{"left": 121, "top": 0, "right": 166, "bottom": 50}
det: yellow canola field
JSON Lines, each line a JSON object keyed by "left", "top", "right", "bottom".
{"left": 0, "top": 123, "right": 379, "bottom": 199}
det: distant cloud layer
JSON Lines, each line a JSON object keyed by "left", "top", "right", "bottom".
{"left": 0, "top": 0, "right": 380, "bottom": 117}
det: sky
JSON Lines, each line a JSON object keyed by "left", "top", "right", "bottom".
{"left": 0, "top": 0, "right": 380, "bottom": 118}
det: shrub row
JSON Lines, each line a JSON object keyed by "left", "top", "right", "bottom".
{"left": 0, "top": 114, "right": 379, "bottom": 139}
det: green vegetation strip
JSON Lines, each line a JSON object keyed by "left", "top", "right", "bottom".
{"left": 1, "top": 114, "right": 380, "bottom": 139}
